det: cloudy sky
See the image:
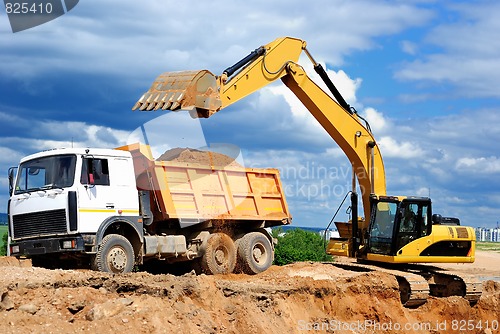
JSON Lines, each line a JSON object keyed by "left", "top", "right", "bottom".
{"left": 1, "top": 0, "right": 499, "bottom": 228}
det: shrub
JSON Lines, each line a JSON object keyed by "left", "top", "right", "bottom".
{"left": 0, "top": 232, "right": 7, "bottom": 256}
{"left": 272, "top": 228, "right": 332, "bottom": 265}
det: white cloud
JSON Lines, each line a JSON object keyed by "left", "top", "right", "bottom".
{"left": 263, "top": 59, "right": 363, "bottom": 143}
{"left": 415, "top": 187, "right": 430, "bottom": 197}
{"left": 0, "top": 147, "right": 24, "bottom": 167}
{"left": 442, "top": 196, "right": 467, "bottom": 204}
{"left": 377, "top": 136, "right": 424, "bottom": 159}
{"left": 456, "top": 156, "right": 500, "bottom": 174}
{"left": 395, "top": 3, "right": 500, "bottom": 98}
{"left": 401, "top": 40, "right": 418, "bottom": 55}
{"left": 325, "top": 69, "right": 362, "bottom": 105}
{"left": 0, "top": 116, "right": 130, "bottom": 164}
{"left": 361, "top": 107, "right": 388, "bottom": 134}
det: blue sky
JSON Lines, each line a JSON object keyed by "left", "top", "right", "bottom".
{"left": 1, "top": 0, "right": 499, "bottom": 228}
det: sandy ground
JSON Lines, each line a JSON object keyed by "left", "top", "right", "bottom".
{"left": 0, "top": 252, "right": 498, "bottom": 334}
{"left": 437, "top": 250, "right": 500, "bottom": 280}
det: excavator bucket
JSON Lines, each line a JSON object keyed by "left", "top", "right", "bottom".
{"left": 132, "top": 70, "right": 222, "bottom": 118}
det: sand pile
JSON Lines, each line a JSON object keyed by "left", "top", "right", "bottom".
{"left": 157, "top": 148, "right": 242, "bottom": 168}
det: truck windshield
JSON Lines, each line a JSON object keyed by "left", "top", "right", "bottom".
{"left": 15, "top": 155, "right": 76, "bottom": 194}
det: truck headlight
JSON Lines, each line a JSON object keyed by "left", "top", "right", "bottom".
{"left": 11, "top": 245, "right": 19, "bottom": 254}
{"left": 62, "top": 240, "right": 76, "bottom": 249}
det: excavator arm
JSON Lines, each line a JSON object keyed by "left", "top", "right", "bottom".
{"left": 132, "top": 36, "right": 386, "bottom": 221}
{"left": 132, "top": 37, "right": 480, "bottom": 306}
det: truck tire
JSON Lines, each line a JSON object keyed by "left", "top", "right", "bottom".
{"left": 93, "top": 234, "right": 135, "bottom": 274}
{"left": 200, "top": 233, "right": 236, "bottom": 275}
{"left": 237, "top": 232, "right": 273, "bottom": 275}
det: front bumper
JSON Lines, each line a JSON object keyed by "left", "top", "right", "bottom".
{"left": 10, "top": 235, "right": 85, "bottom": 256}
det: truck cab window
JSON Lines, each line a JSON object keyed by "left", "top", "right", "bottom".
{"left": 14, "top": 155, "right": 76, "bottom": 194}
{"left": 81, "top": 158, "right": 110, "bottom": 186}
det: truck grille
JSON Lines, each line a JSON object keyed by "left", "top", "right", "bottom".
{"left": 12, "top": 209, "right": 68, "bottom": 239}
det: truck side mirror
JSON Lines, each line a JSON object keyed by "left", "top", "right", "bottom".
{"left": 8, "top": 167, "right": 17, "bottom": 196}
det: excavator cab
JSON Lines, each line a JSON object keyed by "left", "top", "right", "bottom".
{"left": 359, "top": 195, "right": 474, "bottom": 264}
{"left": 328, "top": 196, "right": 433, "bottom": 260}
{"left": 366, "top": 196, "right": 432, "bottom": 257}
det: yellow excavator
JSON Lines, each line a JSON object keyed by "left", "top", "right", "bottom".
{"left": 132, "top": 37, "right": 481, "bottom": 306}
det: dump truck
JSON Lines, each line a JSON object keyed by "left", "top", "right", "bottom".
{"left": 7, "top": 142, "right": 291, "bottom": 274}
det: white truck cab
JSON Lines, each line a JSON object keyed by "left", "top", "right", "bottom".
{"left": 8, "top": 147, "right": 141, "bottom": 268}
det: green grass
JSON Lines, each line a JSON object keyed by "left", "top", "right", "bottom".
{"left": 0, "top": 225, "right": 7, "bottom": 250}
{"left": 476, "top": 241, "right": 500, "bottom": 252}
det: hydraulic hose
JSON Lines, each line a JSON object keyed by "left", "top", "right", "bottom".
{"left": 313, "top": 64, "right": 352, "bottom": 114}
{"left": 223, "top": 46, "right": 266, "bottom": 78}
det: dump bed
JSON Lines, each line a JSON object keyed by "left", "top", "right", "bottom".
{"left": 118, "top": 143, "right": 291, "bottom": 228}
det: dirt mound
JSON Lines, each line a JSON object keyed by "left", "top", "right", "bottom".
{"left": 0, "top": 257, "right": 31, "bottom": 268}
{"left": 157, "top": 148, "right": 242, "bottom": 168}
{"left": 0, "top": 258, "right": 499, "bottom": 334}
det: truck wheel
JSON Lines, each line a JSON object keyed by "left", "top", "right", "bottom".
{"left": 200, "top": 233, "right": 236, "bottom": 275}
{"left": 93, "top": 234, "right": 135, "bottom": 274}
{"left": 237, "top": 232, "right": 273, "bottom": 275}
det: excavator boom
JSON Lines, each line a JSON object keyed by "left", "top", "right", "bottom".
{"left": 132, "top": 36, "right": 479, "bottom": 306}
{"left": 132, "top": 36, "right": 386, "bottom": 221}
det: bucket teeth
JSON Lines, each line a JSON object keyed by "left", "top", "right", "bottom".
{"left": 153, "top": 102, "right": 164, "bottom": 111}
{"left": 132, "top": 101, "right": 142, "bottom": 111}
{"left": 153, "top": 92, "right": 166, "bottom": 110}
{"left": 138, "top": 96, "right": 149, "bottom": 111}
{"left": 170, "top": 101, "right": 181, "bottom": 110}
{"left": 132, "top": 70, "right": 222, "bottom": 116}
{"left": 162, "top": 101, "right": 172, "bottom": 110}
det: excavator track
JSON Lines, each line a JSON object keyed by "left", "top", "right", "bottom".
{"left": 404, "top": 264, "right": 482, "bottom": 305}
{"left": 328, "top": 261, "right": 482, "bottom": 307}
{"left": 328, "top": 261, "right": 430, "bottom": 307}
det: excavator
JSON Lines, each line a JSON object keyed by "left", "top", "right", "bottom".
{"left": 132, "top": 37, "right": 481, "bottom": 307}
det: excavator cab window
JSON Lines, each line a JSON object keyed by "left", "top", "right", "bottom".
{"left": 395, "top": 200, "right": 431, "bottom": 251}
{"left": 367, "top": 200, "right": 398, "bottom": 255}
{"left": 420, "top": 205, "right": 430, "bottom": 236}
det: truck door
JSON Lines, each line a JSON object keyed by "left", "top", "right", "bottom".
{"left": 78, "top": 157, "right": 114, "bottom": 233}
{"left": 78, "top": 156, "right": 139, "bottom": 233}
